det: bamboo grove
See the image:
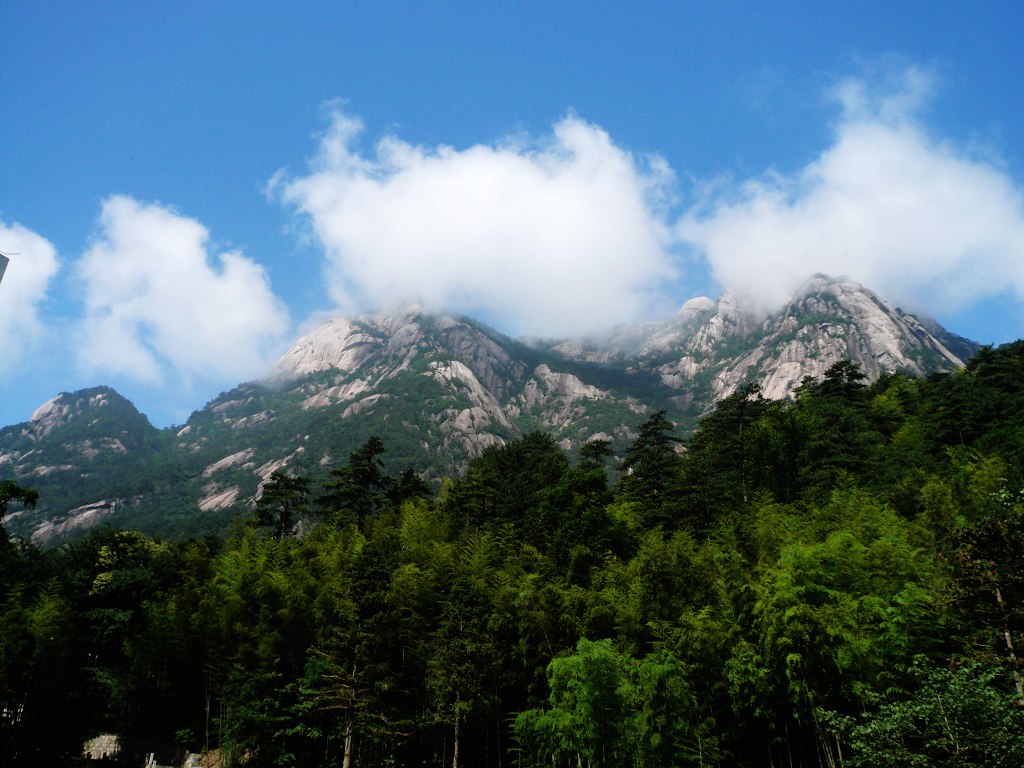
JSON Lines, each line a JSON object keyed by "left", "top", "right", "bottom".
{"left": 4, "top": 344, "right": 1024, "bottom": 767}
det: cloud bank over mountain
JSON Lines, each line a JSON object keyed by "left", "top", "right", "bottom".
{"left": 273, "top": 66, "right": 1024, "bottom": 338}
{"left": 679, "top": 66, "right": 1024, "bottom": 314}
{"left": 273, "top": 109, "right": 679, "bottom": 337}
{"left": 5, "top": 63, "right": 1024, "bottom": 426}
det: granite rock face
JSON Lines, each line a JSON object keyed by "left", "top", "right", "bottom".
{"left": 269, "top": 307, "right": 641, "bottom": 458}
{"left": 710, "top": 276, "right": 964, "bottom": 400}
{"left": 548, "top": 274, "right": 971, "bottom": 404}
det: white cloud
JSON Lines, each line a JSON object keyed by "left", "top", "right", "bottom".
{"left": 274, "top": 109, "right": 679, "bottom": 337}
{"left": 77, "top": 196, "right": 290, "bottom": 384}
{"left": 680, "top": 65, "right": 1024, "bottom": 315}
{"left": 0, "top": 221, "right": 60, "bottom": 363}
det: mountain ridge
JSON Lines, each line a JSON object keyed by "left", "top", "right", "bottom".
{"left": 1, "top": 274, "right": 981, "bottom": 543}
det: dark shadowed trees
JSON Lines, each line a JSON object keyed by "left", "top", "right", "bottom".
{"left": 319, "top": 436, "right": 392, "bottom": 526}
{"left": 254, "top": 471, "right": 311, "bottom": 540}
{"left": 619, "top": 410, "right": 684, "bottom": 528}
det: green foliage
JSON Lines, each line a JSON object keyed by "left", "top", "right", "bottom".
{"left": 753, "top": 491, "right": 945, "bottom": 710}
{"left": 0, "top": 480, "right": 38, "bottom": 556}
{"left": 254, "top": 471, "right": 311, "bottom": 540}
{"left": 923, "top": 342, "right": 1024, "bottom": 481}
{"left": 319, "top": 436, "right": 391, "bottom": 526}
{"left": 0, "top": 480, "right": 38, "bottom": 517}
{"left": 681, "top": 383, "right": 772, "bottom": 521}
{"left": 841, "top": 658, "right": 1024, "bottom": 767}
{"left": 444, "top": 431, "right": 569, "bottom": 535}
{"left": 793, "top": 361, "right": 882, "bottom": 499}
{"left": 618, "top": 410, "right": 684, "bottom": 527}
{"left": 7, "top": 344, "right": 1024, "bottom": 765}
{"left": 515, "top": 639, "right": 721, "bottom": 767}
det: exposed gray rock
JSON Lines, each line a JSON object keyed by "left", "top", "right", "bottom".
{"left": 202, "top": 448, "right": 256, "bottom": 477}
{"left": 708, "top": 275, "right": 965, "bottom": 400}
{"left": 274, "top": 316, "right": 383, "bottom": 378}
{"left": 677, "top": 296, "right": 716, "bottom": 320}
{"left": 198, "top": 484, "right": 241, "bottom": 512}
{"left": 31, "top": 499, "right": 123, "bottom": 544}
{"left": 549, "top": 274, "right": 969, "bottom": 405}
{"left": 341, "top": 393, "right": 389, "bottom": 419}
{"left": 438, "top": 406, "right": 506, "bottom": 458}
{"left": 28, "top": 390, "right": 111, "bottom": 440}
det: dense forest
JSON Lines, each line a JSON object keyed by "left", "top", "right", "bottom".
{"left": 4, "top": 344, "right": 1024, "bottom": 767}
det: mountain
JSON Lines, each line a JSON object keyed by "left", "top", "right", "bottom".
{"left": 0, "top": 387, "right": 168, "bottom": 540}
{"left": 0, "top": 275, "right": 979, "bottom": 543}
{"left": 548, "top": 274, "right": 972, "bottom": 403}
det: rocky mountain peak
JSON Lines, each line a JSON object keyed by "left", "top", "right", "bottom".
{"left": 266, "top": 276, "right": 971, "bottom": 420}
{"left": 545, "top": 273, "right": 974, "bottom": 408}
{"left": 271, "top": 309, "right": 531, "bottom": 401}
{"left": 27, "top": 386, "right": 120, "bottom": 440}
{"left": 714, "top": 275, "right": 967, "bottom": 400}
{"left": 272, "top": 315, "right": 397, "bottom": 379}
{"left": 677, "top": 296, "right": 716, "bottom": 321}
{"left": 681, "top": 291, "right": 759, "bottom": 357}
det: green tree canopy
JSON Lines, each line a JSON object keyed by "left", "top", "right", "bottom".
{"left": 618, "top": 410, "right": 684, "bottom": 527}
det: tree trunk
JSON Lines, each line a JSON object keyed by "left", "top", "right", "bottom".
{"left": 343, "top": 712, "right": 354, "bottom": 768}
{"left": 739, "top": 420, "right": 747, "bottom": 504}
{"left": 995, "top": 583, "right": 1024, "bottom": 706}
{"left": 452, "top": 717, "right": 460, "bottom": 768}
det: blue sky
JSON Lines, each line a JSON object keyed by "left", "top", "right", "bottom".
{"left": 2, "top": 2, "right": 1024, "bottom": 427}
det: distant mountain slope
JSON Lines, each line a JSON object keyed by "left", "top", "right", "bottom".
{"left": 0, "top": 275, "right": 978, "bottom": 543}
{"left": 545, "top": 274, "right": 975, "bottom": 413}
{"left": 0, "top": 387, "right": 170, "bottom": 540}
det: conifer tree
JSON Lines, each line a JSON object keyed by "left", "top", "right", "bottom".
{"left": 319, "top": 436, "right": 392, "bottom": 526}
{"left": 619, "top": 410, "right": 684, "bottom": 527}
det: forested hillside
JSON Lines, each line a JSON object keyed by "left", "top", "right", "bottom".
{"left": 4, "top": 344, "right": 1024, "bottom": 767}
